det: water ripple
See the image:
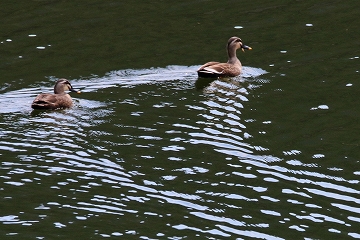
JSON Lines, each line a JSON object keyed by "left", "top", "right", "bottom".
{"left": 2, "top": 65, "right": 359, "bottom": 238}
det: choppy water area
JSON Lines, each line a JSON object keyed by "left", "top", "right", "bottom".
{"left": 1, "top": 65, "right": 360, "bottom": 239}
{"left": 2, "top": 0, "right": 360, "bottom": 239}
{"left": 0, "top": 67, "right": 276, "bottom": 239}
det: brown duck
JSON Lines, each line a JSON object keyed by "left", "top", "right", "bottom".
{"left": 197, "top": 36, "right": 252, "bottom": 78}
{"left": 31, "top": 79, "right": 81, "bottom": 110}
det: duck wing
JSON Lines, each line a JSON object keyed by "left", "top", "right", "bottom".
{"left": 31, "top": 93, "right": 72, "bottom": 110}
{"left": 197, "top": 61, "right": 224, "bottom": 77}
{"left": 199, "top": 61, "right": 242, "bottom": 77}
{"left": 197, "top": 61, "right": 221, "bottom": 71}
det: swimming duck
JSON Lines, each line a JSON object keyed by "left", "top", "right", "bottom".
{"left": 197, "top": 36, "right": 252, "bottom": 78}
{"left": 31, "top": 78, "right": 81, "bottom": 110}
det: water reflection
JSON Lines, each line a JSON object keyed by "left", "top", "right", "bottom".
{"left": 2, "top": 65, "right": 360, "bottom": 239}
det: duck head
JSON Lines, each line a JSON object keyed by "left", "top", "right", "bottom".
{"left": 54, "top": 79, "right": 81, "bottom": 94}
{"left": 227, "top": 36, "right": 252, "bottom": 53}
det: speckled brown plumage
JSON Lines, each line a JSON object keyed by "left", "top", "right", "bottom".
{"left": 197, "top": 37, "right": 252, "bottom": 78}
{"left": 31, "top": 79, "right": 81, "bottom": 110}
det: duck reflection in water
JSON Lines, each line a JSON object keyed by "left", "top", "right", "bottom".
{"left": 31, "top": 78, "right": 81, "bottom": 110}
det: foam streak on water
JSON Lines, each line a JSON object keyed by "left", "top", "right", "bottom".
{"left": 1, "top": 66, "right": 359, "bottom": 239}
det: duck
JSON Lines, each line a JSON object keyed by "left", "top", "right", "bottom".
{"left": 197, "top": 36, "right": 252, "bottom": 78}
{"left": 31, "top": 78, "right": 81, "bottom": 110}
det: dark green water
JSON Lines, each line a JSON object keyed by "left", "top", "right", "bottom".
{"left": 1, "top": 1, "right": 360, "bottom": 239}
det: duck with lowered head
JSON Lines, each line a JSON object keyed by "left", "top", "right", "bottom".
{"left": 197, "top": 36, "right": 252, "bottom": 78}
{"left": 31, "top": 78, "right": 81, "bottom": 110}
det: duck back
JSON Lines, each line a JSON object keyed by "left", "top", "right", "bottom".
{"left": 31, "top": 93, "right": 73, "bottom": 110}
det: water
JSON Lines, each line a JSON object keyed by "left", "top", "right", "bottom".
{"left": 1, "top": 1, "right": 360, "bottom": 239}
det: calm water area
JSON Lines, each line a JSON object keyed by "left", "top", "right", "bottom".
{"left": 1, "top": 1, "right": 360, "bottom": 239}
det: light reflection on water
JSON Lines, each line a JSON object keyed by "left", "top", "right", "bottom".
{"left": 1, "top": 65, "right": 360, "bottom": 239}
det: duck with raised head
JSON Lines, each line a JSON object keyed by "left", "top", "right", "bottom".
{"left": 31, "top": 79, "right": 81, "bottom": 110}
{"left": 197, "top": 36, "right": 252, "bottom": 78}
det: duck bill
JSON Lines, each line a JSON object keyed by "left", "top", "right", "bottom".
{"left": 70, "top": 88, "right": 81, "bottom": 94}
{"left": 241, "top": 44, "right": 252, "bottom": 52}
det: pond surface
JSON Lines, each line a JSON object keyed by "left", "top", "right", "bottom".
{"left": 1, "top": 1, "right": 360, "bottom": 239}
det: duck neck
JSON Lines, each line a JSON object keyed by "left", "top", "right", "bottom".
{"left": 54, "top": 87, "right": 65, "bottom": 94}
{"left": 54, "top": 84, "right": 60, "bottom": 94}
{"left": 227, "top": 47, "right": 240, "bottom": 65}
